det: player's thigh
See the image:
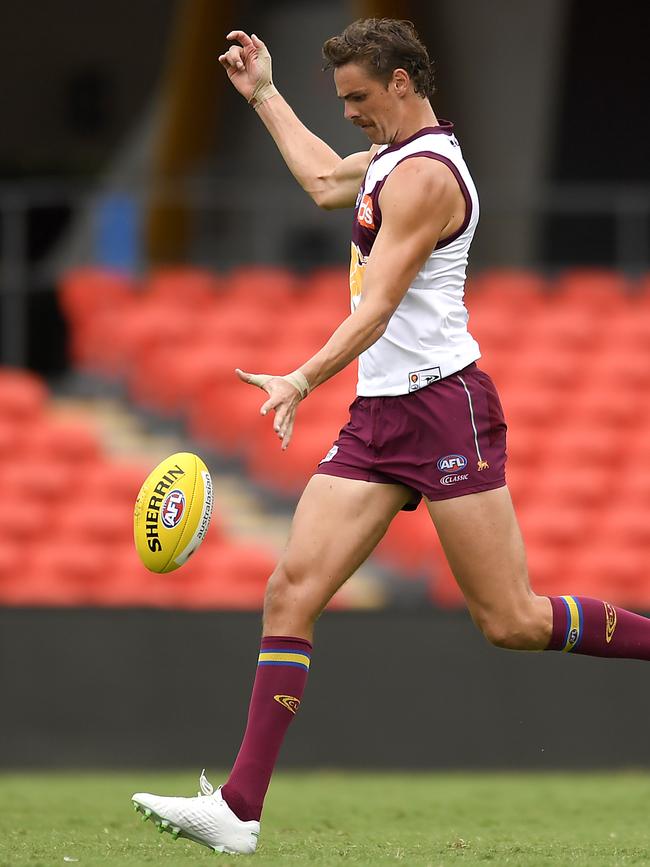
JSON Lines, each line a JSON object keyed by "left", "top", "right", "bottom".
{"left": 425, "top": 485, "right": 533, "bottom": 618}
{"left": 274, "top": 473, "right": 411, "bottom": 604}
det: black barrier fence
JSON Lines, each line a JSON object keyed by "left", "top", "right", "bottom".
{"left": 1, "top": 608, "right": 649, "bottom": 769}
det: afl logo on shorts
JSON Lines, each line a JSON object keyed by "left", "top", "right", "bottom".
{"left": 437, "top": 454, "right": 468, "bottom": 473}
{"left": 160, "top": 489, "right": 186, "bottom": 529}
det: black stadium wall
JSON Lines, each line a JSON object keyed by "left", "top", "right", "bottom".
{"left": 1, "top": 609, "right": 649, "bottom": 770}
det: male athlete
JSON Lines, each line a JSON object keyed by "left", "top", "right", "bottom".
{"left": 133, "top": 19, "right": 650, "bottom": 855}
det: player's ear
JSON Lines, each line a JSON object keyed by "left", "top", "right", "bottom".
{"left": 392, "top": 68, "right": 410, "bottom": 96}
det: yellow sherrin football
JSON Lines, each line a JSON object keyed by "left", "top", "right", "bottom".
{"left": 133, "top": 452, "right": 213, "bottom": 573}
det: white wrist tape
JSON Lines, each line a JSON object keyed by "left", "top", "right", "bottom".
{"left": 283, "top": 370, "right": 310, "bottom": 399}
{"left": 249, "top": 82, "right": 278, "bottom": 109}
{"left": 247, "top": 371, "right": 310, "bottom": 399}
{"left": 248, "top": 42, "right": 278, "bottom": 109}
{"left": 246, "top": 373, "right": 272, "bottom": 389}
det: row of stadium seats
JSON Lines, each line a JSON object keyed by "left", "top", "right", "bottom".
{"left": 57, "top": 266, "right": 650, "bottom": 609}
{"left": 0, "top": 367, "right": 278, "bottom": 609}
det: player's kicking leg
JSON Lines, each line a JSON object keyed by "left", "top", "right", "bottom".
{"left": 427, "top": 485, "right": 650, "bottom": 658}
{"left": 132, "top": 474, "right": 411, "bottom": 854}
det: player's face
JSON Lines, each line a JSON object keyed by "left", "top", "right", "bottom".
{"left": 334, "top": 62, "right": 401, "bottom": 145}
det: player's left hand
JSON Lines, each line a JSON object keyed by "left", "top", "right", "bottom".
{"left": 236, "top": 368, "right": 307, "bottom": 449}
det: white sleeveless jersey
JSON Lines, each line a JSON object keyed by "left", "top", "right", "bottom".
{"left": 350, "top": 121, "right": 481, "bottom": 396}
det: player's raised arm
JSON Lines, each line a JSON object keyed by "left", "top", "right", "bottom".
{"left": 219, "top": 31, "right": 374, "bottom": 209}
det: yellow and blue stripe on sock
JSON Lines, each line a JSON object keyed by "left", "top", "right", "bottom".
{"left": 560, "top": 595, "right": 583, "bottom": 652}
{"left": 258, "top": 649, "right": 311, "bottom": 671}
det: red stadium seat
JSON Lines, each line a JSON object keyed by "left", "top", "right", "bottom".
{"left": 597, "top": 504, "right": 650, "bottom": 548}
{"left": 0, "top": 499, "right": 50, "bottom": 542}
{"left": 468, "top": 305, "right": 528, "bottom": 357}
{"left": 0, "top": 368, "right": 47, "bottom": 423}
{"left": 552, "top": 268, "right": 632, "bottom": 310}
{"left": 529, "top": 464, "right": 612, "bottom": 508}
{"left": 59, "top": 268, "right": 135, "bottom": 325}
{"left": 502, "top": 425, "right": 548, "bottom": 475}
{"left": 225, "top": 266, "right": 297, "bottom": 311}
{"left": 129, "top": 342, "right": 266, "bottom": 417}
{"left": 525, "top": 306, "right": 603, "bottom": 355}
{"left": 580, "top": 343, "right": 650, "bottom": 390}
{"left": 498, "top": 345, "right": 588, "bottom": 392}
{"left": 197, "top": 303, "right": 278, "bottom": 351}
{"left": 71, "top": 300, "right": 138, "bottom": 374}
{"left": 111, "top": 304, "right": 199, "bottom": 375}
{"left": 303, "top": 266, "right": 350, "bottom": 311}
{"left": 79, "top": 460, "right": 152, "bottom": 507}
{"left": 467, "top": 269, "right": 550, "bottom": 311}
{"left": 0, "top": 541, "right": 23, "bottom": 585}
{"left": 23, "top": 418, "right": 103, "bottom": 465}
{"left": 426, "top": 542, "right": 464, "bottom": 608}
{"left": 499, "top": 383, "right": 568, "bottom": 429}
{"left": 298, "top": 388, "right": 354, "bottom": 429}
{"left": 564, "top": 386, "right": 643, "bottom": 429}
{"left": 525, "top": 543, "right": 566, "bottom": 596}
{"left": 282, "top": 305, "right": 349, "bottom": 348}
{"left": 517, "top": 502, "right": 594, "bottom": 550}
{"left": 541, "top": 424, "right": 621, "bottom": 467}
{"left": 247, "top": 420, "right": 336, "bottom": 496}
{"left": 0, "top": 570, "right": 83, "bottom": 607}
{"left": 615, "top": 463, "right": 650, "bottom": 508}
{"left": 567, "top": 545, "right": 648, "bottom": 607}
{"left": 375, "top": 504, "right": 436, "bottom": 576}
{"left": 56, "top": 499, "right": 132, "bottom": 544}
{"left": 1, "top": 542, "right": 108, "bottom": 606}
{"left": 96, "top": 546, "right": 180, "bottom": 607}
{"left": 188, "top": 380, "right": 268, "bottom": 454}
{"left": 144, "top": 268, "right": 224, "bottom": 309}
{"left": 2, "top": 460, "right": 72, "bottom": 502}
{"left": 0, "top": 418, "right": 24, "bottom": 459}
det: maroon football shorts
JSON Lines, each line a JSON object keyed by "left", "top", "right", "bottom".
{"left": 314, "top": 362, "right": 507, "bottom": 510}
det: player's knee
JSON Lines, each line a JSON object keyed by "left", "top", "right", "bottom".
{"left": 480, "top": 618, "right": 530, "bottom": 650}
{"left": 477, "top": 605, "right": 544, "bottom": 651}
{"left": 263, "top": 561, "right": 319, "bottom": 626}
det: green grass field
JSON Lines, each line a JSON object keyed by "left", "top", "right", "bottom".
{"left": 1, "top": 771, "right": 649, "bottom": 866}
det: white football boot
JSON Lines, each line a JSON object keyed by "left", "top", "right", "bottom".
{"left": 132, "top": 770, "right": 260, "bottom": 855}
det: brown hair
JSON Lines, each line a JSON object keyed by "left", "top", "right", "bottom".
{"left": 322, "top": 18, "right": 435, "bottom": 99}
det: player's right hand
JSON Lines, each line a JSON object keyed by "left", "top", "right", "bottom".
{"left": 235, "top": 368, "right": 309, "bottom": 450}
{"left": 218, "top": 31, "right": 275, "bottom": 105}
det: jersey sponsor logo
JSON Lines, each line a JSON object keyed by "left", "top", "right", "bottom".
{"left": 408, "top": 366, "right": 442, "bottom": 392}
{"left": 357, "top": 193, "right": 375, "bottom": 229}
{"left": 274, "top": 694, "right": 301, "bottom": 715}
{"left": 160, "top": 489, "right": 186, "bottom": 529}
{"left": 440, "top": 473, "right": 469, "bottom": 486}
{"left": 320, "top": 445, "right": 339, "bottom": 464}
{"left": 437, "top": 454, "right": 468, "bottom": 472}
{"left": 604, "top": 601, "right": 617, "bottom": 643}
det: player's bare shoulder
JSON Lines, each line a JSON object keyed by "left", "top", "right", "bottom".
{"left": 378, "top": 156, "right": 465, "bottom": 242}
{"left": 380, "top": 156, "right": 458, "bottom": 207}
{"left": 317, "top": 145, "right": 380, "bottom": 210}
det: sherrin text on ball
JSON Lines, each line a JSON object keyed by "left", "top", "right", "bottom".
{"left": 133, "top": 452, "right": 213, "bottom": 573}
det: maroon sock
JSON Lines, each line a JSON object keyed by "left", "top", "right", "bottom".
{"left": 221, "top": 635, "right": 312, "bottom": 822}
{"left": 547, "top": 595, "right": 650, "bottom": 659}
